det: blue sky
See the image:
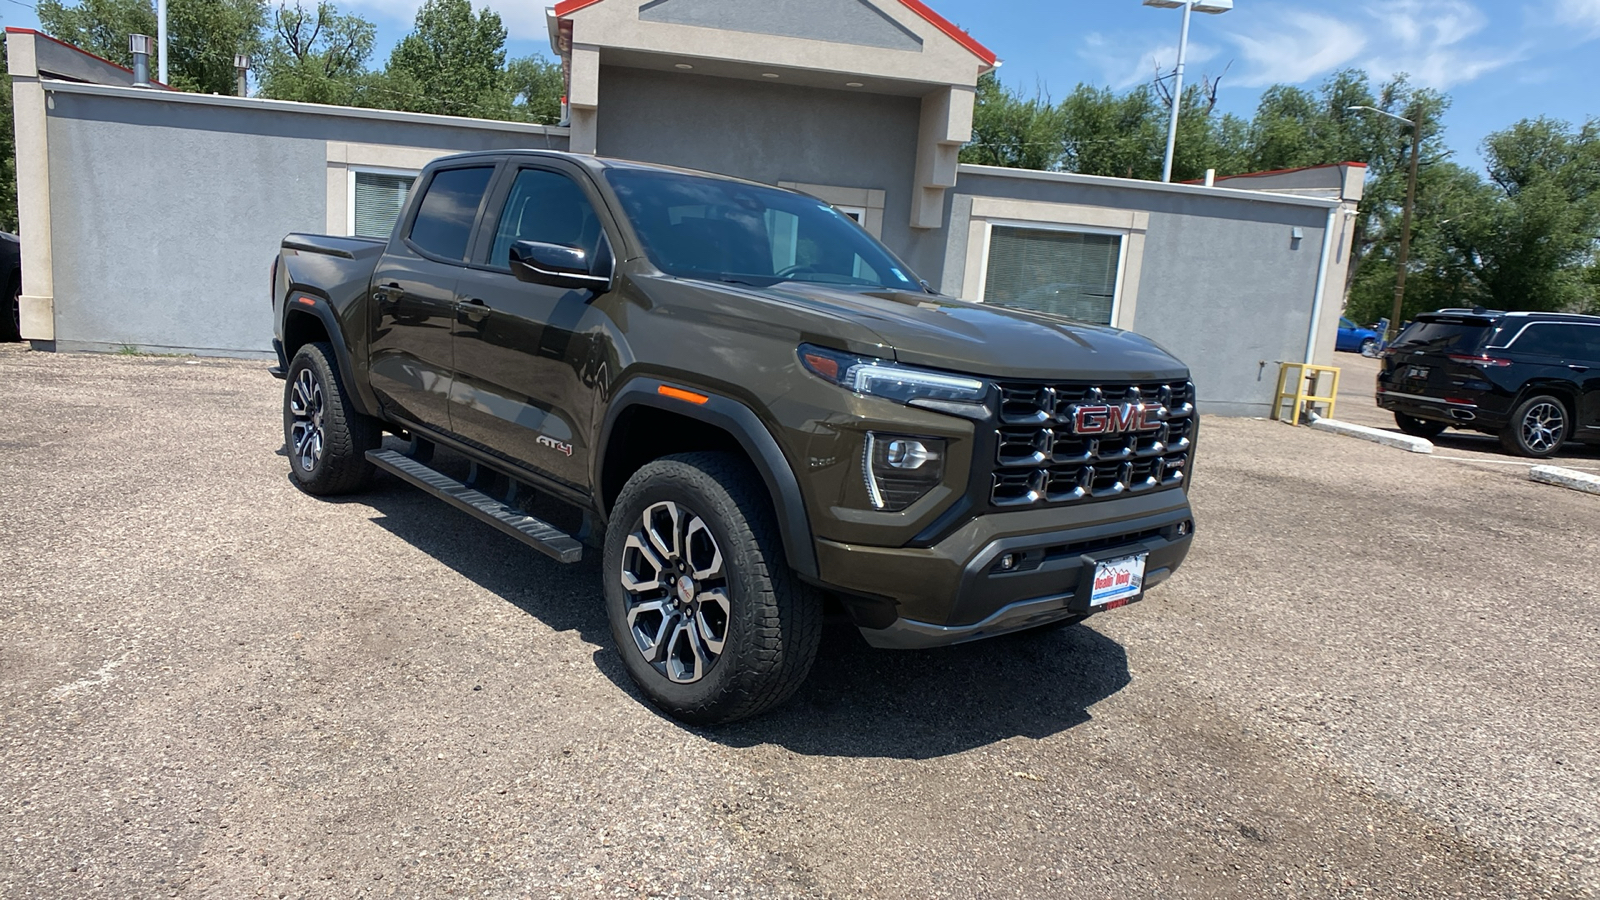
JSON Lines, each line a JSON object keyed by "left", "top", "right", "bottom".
{"left": 6, "top": 0, "right": 1594, "bottom": 172}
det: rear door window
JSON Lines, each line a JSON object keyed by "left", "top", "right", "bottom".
{"left": 407, "top": 165, "right": 496, "bottom": 261}
{"left": 1511, "top": 323, "right": 1588, "bottom": 358}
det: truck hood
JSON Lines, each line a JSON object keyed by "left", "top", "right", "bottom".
{"left": 757, "top": 282, "right": 1190, "bottom": 382}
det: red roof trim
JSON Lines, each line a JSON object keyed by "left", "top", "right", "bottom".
{"left": 552, "top": 0, "right": 602, "bottom": 15}
{"left": 5, "top": 27, "right": 175, "bottom": 90}
{"left": 894, "top": 0, "right": 996, "bottom": 66}
{"left": 1184, "top": 161, "right": 1368, "bottom": 184}
{"left": 550, "top": 0, "right": 997, "bottom": 66}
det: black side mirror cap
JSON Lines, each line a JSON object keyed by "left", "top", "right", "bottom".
{"left": 509, "top": 240, "right": 612, "bottom": 292}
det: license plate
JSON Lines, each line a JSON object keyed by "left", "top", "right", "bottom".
{"left": 1405, "top": 365, "right": 1430, "bottom": 379}
{"left": 1090, "top": 554, "right": 1147, "bottom": 608}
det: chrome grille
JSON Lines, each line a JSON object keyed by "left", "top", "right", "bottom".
{"left": 991, "top": 380, "right": 1195, "bottom": 507}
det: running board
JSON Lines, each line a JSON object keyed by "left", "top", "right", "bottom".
{"left": 366, "top": 449, "right": 583, "bottom": 564}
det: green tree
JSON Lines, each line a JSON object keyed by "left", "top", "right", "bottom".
{"left": 39, "top": 0, "right": 265, "bottom": 94}
{"left": 0, "top": 41, "right": 15, "bottom": 233}
{"left": 961, "top": 72, "right": 1065, "bottom": 171}
{"left": 383, "top": 0, "right": 507, "bottom": 117}
{"left": 36, "top": 0, "right": 157, "bottom": 67}
{"left": 504, "top": 53, "right": 563, "bottom": 125}
{"left": 257, "top": 1, "right": 375, "bottom": 105}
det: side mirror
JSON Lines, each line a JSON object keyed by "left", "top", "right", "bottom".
{"left": 508, "top": 240, "right": 611, "bottom": 292}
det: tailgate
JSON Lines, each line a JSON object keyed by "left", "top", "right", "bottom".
{"left": 1383, "top": 317, "right": 1496, "bottom": 394}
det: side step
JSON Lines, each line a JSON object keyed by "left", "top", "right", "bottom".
{"left": 366, "top": 449, "right": 584, "bottom": 563}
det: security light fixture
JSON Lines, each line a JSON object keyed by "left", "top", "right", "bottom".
{"left": 1144, "top": 0, "right": 1233, "bottom": 182}
{"left": 675, "top": 63, "right": 693, "bottom": 69}
{"left": 762, "top": 73, "right": 780, "bottom": 78}
{"left": 1143, "top": 0, "right": 1232, "bottom": 11}
{"left": 845, "top": 82, "right": 864, "bottom": 87}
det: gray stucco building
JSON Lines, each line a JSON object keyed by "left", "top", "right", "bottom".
{"left": 6, "top": 0, "right": 1363, "bottom": 416}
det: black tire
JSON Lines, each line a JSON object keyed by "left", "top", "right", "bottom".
{"left": 1498, "top": 394, "right": 1570, "bottom": 458}
{"left": 603, "top": 451, "right": 821, "bottom": 725}
{"left": 1394, "top": 411, "right": 1447, "bottom": 439}
{"left": 283, "top": 341, "right": 381, "bottom": 495}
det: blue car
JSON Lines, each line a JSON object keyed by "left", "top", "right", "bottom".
{"left": 1335, "top": 317, "right": 1379, "bottom": 355}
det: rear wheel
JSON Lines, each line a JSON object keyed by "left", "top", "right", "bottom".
{"left": 1499, "top": 394, "right": 1569, "bottom": 458}
{"left": 283, "top": 342, "right": 381, "bottom": 495}
{"left": 603, "top": 452, "right": 821, "bottom": 724}
{"left": 1394, "top": 411, "right": 1447, "bottom": 439}
{"left": 1360, "top": 337, "right": 1378, "bottom": 357}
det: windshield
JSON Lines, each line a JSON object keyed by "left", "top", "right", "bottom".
{"left": 604, "top": 168, "right": 921, "bottom": 291}
{"left": 1393, "top": 318, "right": 1492, "bottom": 352}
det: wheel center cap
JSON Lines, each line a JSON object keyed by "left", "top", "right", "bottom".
{"left": 675, "top": 575, "right": 696, "bottom": 605}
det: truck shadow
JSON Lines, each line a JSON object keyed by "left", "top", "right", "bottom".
{"left": 355, "top": 475, "right": 1130, "bottom": 761}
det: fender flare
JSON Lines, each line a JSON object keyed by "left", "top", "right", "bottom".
{"left": 598, "top": 378, "right": 819, "bottom": 581}
{"left": 282, "top": 297, "right": 376, "bottom": 418}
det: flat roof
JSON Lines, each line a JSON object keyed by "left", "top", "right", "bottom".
{"left": 958, "top": 163, "right": 1343, "bottom": 210}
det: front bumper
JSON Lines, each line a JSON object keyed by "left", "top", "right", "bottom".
{"left": 816, "top": 489, "right": 1194, "bottom": 649}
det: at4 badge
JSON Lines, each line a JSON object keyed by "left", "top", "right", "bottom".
{"left": 536, "top": 435, "right": 573, "bottom": 457}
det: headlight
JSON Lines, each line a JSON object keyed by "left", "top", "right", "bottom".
{"left": 799, "top": 344, "right": 987, "bottom": 406}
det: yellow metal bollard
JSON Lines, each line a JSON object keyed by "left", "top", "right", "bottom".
{"left": 1272, "top": 362, "right": 1341, "bottom": 424}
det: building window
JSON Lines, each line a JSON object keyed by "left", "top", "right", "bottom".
{"left": 983, "top": 226, "right": 1122, "bottom": 325}
{"left": 351, "top": 170, "right": 417, "bottom": 238}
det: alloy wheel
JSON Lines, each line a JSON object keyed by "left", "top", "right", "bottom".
{"left": 1520, "top": 401, "right": 1566, "bottom": 454}
{"left": 619, "top": 500, "right": 731, "bottom": 684}
{"left": 288, "top": 368, "right": 326, "bottom": 472}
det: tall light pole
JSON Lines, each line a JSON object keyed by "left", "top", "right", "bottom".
{"left": 1144, "top": 0, "right": 1233, "bottom": 183}
{"left": 1348, "top": 104, "right": 1422, "bottom": 342}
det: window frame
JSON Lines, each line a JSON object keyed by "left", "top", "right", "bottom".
{"left": 398, "top": 161, "right": 504, "bottom": 266}
{"left": 976, "top": 218, "right": 1131, "bottom": 328}
{"left": 347, "top": 165, "right": 420, "bottom": 238}
{"left": 470, "top": 162, "right": 613, "bottom": 274}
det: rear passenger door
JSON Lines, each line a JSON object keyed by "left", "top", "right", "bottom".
{"left": 367, "top": 163, "right": 498, "bottom": 430}
{"left": 1574, "top": 324, "right": 1600, "bottom": 434}
{"left": 448, "top": 161, "right": 616, "bottom": 490}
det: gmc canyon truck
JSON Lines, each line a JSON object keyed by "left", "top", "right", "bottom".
{"left": 271, "top": 151, "right": 1197, "bottom": 724}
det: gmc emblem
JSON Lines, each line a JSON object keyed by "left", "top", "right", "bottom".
{"left": 1072, "top": 403, "right": 1164, "bottom": 435}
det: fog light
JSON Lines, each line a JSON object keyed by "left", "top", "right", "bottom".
{"left": 999, "top": 553, "right": 1018, "bottom": 570}
{"left": 864, "top": 433, "right": 945, "bottom": 511}
{"left": 885, "top": 439, "right": 930, "bottom": 469}
{"left": 1176, "top": 520, "right": 1191, "bottom": 536}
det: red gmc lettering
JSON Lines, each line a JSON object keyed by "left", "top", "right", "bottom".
{"left": 1073, "top": 404, "right": 1161, "bottom": 435}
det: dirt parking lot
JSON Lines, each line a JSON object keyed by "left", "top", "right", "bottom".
{"left": 2, "top": 345, "right": 1597, "bottom": 899}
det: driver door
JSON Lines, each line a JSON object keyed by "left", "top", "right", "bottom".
{"left": 448, "top": 163, "right": 615, "bottom": 489}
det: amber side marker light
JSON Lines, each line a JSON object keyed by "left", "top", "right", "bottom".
{"left": 294, "top": 296, "right": 317, "bottom": 307}
{"left": 657, "top": 385, "right": 710, "bottom": 405}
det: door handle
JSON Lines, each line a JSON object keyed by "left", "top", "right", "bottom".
{"left": 455, "top": 298, "right": 491, "bottom": 321}
{"left": 1570, "top": 365, "right": 1591, "bottom": 372}
{"left": 373, "top": 283, "right": 403, "bottom": 305}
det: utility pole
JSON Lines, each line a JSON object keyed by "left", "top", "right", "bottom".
{"left": 1347, "top": 105, "right": 1422, "bottom": 342}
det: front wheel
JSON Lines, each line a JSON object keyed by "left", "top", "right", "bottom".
{"left": 1499, "top": 394, "right": 1569, "bottom": 458}
{"left": 603, "top": 452, "right": 821, "bottom": 725}
{"left": 283, "top": 341, "right": 381, "bottom": 495}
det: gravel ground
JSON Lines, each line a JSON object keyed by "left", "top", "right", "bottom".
{"left": 1, "top": 344, "right": 1596, "bottom": 899}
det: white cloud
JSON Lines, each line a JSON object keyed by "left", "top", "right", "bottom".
{"left": 1079, "top": 31, "right": 1221, "bottom": 91}
{"left": 336, "top": 0, "right": 552, "bottom": 46}
{"left": 1554, "top": 0, "right": 1600, "bottom": 33}
{"left": 1353, "top": 0, "right": 1521, "bottom": 89}
{"left": 1079, "top": 0, "right": 1523, "bottom": 96}
{"left": 1223, "top": 9, "right": 1367, "bottom": 87}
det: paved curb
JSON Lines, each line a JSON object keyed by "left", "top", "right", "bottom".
{"left": 1305, "top": 415, "right": 1434, "bottom": 454}
{"left": 1529, "top": 465, "right": 1600, "bottom": 496}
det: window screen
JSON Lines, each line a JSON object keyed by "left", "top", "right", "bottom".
{"left": 408, "top": 166, "right": 494, "bottom": 261}
{"left": 353, "top": 171, "right": 416, "bottom": 238}
{"left": 983, "top": 227, "right": 1121, "bottom": 325}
